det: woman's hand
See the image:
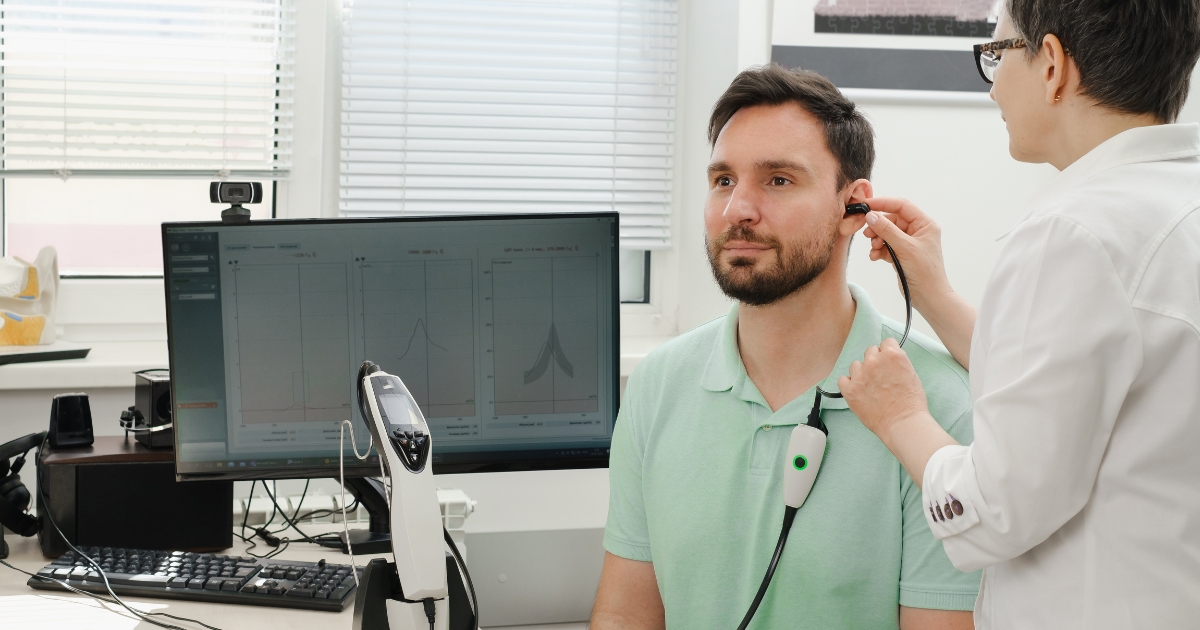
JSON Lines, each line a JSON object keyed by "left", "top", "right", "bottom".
{"left": 861, "top": 197, "right": 952, "bottom": 311}
{"left": 861, "top": 197, "right": 977, "bottom": 368}
{"left": 840, "top": 338, "right": 929, "bottom": 438}
{"left": 840, "top": 338, "right": 958, "bottom": 488}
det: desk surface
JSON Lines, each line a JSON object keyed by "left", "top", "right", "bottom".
{"left": 1, "top": 526, "right": 589, "bottom": 630}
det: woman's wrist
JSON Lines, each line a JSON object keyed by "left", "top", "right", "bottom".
{"left": 879, "top": 411, "right": 959, "bottom": 489}
{"left": 912, "top": 285, "right": 976, "bottom": 367}
{"left": 910, "top": 273, "right": 956, "bottom": 318}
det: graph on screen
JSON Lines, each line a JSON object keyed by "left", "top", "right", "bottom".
{"left": 360, "top": 260, "right": 476, "bottom": 418}
{"left": 491, "top": 256, "right": 599, "bottom": 416}
{"left": 231, "top": 263, "right": 352, "bottom": 424}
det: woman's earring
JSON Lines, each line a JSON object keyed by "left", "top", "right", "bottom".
{"left": 1055, "top": 94, "right": 1062, "bottom": 102}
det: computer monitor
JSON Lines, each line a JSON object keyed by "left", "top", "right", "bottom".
{"left": 164, "top": 212, "right": 619, "bottom": 480}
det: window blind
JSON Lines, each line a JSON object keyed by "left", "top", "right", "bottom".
{"left": 340, "top": 0, "right": 678, "bottom": 249}
{"left": 0, "top": 0, "right": 293, "bottom": 178}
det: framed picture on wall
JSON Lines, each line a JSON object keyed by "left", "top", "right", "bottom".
{"left": 772, "top": 0, "right": 1003, "bottom": 93}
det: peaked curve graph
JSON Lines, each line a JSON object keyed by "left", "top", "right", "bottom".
{"left": 523, "top": 323, "right": 574, "bottom": 383}
{"left": 492, "top": 256, "right": 598, "bottom": 416}
{"left": 360, "top": 260, "right": 475, "bottom": 418}
{"left": 399, "top": 318, "right": 449, "bottom": 361}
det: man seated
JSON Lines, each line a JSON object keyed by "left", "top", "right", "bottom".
{"left": 589, "top": 65, "right": 980, "bottom": 630}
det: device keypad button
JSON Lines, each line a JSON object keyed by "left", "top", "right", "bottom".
{"left": 187, "top": 577, "right": 206, "bottom": 589}
{"left": 332, "top": 585, "right": 350, "bottom": 600}
{"left": 285, "top": 569, "right": 301, "bottom": 580}
{"left": 203, "top": 579, "right": 224, "bottom": 591}
{"left": 168, "top": 577, "right": 189, "bottom": 588}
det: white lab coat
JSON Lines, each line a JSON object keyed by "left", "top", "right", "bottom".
{"left": 922, "top": 123, "right": 1200, "bottom": 629}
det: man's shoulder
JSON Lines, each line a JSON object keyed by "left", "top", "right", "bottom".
{"left": 880, "top": 317, "right": 972, "bottom": 428}
{"left": 631, "top": 314, "right": 727, "bottom": 379}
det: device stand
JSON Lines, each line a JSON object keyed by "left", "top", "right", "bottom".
{"left": 353, "top": 557, "right": 475, "bottom": 630}
{"left": 340, "top": 477, "right": 393, "bottom": 555}
{"left": 220, "top": 204, "right": 251, "bottom": 224}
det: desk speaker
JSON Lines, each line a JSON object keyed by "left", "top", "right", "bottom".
{"left": 37, "top": 437, "right": 231, "bottom": 557}
{"left": 134, "top": 369, "right": 173, "bottom": 449}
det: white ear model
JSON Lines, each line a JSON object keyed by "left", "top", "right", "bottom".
{"left": 783, "top": 424, "right": 827, "bottom": 509}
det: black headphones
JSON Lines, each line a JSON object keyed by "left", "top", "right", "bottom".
{"left": 0, "top": 431, "right": 47, "bottom": 537}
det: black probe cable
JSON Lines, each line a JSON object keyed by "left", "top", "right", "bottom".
{"left": 444, "top": 527, "right": 480, "bottom": 630}
{"left": 734, "top": 506, "right": 799, "bottom": 630}
{"left": 736, "top": 205, "right": 913, "bottom": 629}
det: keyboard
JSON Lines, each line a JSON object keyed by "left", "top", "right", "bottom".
{"left": 28, "top": 547, "right": 361, "bottom": 612}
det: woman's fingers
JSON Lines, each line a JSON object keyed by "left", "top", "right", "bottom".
{"left": 840, "top": 339, "right": 930, "bottom": 438}
{"left": 856, "top": 197, "right": 952, "bottom": 308}
{"left": 860, "top": 197, "right": 928, "bottom": 227}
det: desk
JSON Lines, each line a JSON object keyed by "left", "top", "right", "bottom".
{"left": 0, "top": 526, "right": 589, "bottom": 630}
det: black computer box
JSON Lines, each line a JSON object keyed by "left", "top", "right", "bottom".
{"left": 37, "top": 436, "right": 232, "bottom": 557}
{"left": 134, "top": 369, "right": 174, "bottom": 449}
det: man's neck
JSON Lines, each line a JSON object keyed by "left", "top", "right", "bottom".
{"left": 736, "top": 272, "right": 857, "bottom": 412}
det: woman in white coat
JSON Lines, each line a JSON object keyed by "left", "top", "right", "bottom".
{"left": 839, "top": 1, "right": 1200, "bottom": 628}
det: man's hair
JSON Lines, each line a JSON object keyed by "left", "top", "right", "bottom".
{"left": 1007, "top": 0, "right": 1200, "bottom": 122}
{"left": 707, "top": 64, "right": 874, "bottom": 189}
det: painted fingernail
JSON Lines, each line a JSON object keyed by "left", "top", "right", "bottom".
{"left": 865, "top": 212, "right": 878, "bottom": 225}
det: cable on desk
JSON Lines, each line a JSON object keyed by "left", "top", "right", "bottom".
{"left": 34, "top": 436, "right": 221, "bottom": 630}
{"left": 1, "top": 559, "right": 223, "bottom": 630}
{"left": 268, "top": 479, "right": 309, "bottom": 536}
{"left": 261, "top": 483, "right": 344, "bottom": 550}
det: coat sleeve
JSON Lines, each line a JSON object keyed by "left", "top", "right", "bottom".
{"left": 920, "top": 215, "right": 1143, "bottom": 572}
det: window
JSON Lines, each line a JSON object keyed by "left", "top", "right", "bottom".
{"left": 0, "top": 0, "right": 294, "bottom": 275}
{"left": 339, "top": 0, "right": 678, "bottom": 298}
{"left": 619, "top": 249, "right": 649, "bottom": 303}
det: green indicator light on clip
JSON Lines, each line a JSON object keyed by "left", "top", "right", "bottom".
{"left": 793, "top": 455, "right": 808, "bottom": 470}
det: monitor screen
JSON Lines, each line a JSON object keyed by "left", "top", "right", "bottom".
{"left": 164, "top": 213, "right": 618, "bottom": 479}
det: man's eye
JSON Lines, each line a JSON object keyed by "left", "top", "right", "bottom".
{"left": 770, "top": 176, "right": 790, "bottom": 186}
{"left": 716, "top": 176, "right": 733, "bottom": 186}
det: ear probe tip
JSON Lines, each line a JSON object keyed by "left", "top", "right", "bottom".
{"left": 845, "top": 202, "right": 871, "bottom": 215}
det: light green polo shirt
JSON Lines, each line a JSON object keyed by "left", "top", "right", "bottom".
{"left": 604, "top": 284, "right": 980, "bottom": 629}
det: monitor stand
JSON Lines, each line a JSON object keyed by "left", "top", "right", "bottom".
{"left": 339, "top": 477, "right": 392, "bottom": 555}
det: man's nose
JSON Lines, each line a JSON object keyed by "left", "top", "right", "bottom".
{"left": 723, "top": 181, "right": 761, "bottom": 226}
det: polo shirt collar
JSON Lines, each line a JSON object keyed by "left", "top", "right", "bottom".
{"left": 700, "top": 283, "right": 885, "bottom": 413}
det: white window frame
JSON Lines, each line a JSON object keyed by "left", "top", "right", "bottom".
{"left": 43, "top": 0, "right": 691, "bottom": 358}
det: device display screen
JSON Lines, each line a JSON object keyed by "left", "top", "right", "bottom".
{"left": 374, "top": 376, "right": 422, "bottom": 434}
{"left": 165, "top": 213, "right": 618, "bottom": 479}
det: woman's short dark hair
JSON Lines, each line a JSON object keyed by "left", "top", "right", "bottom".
{"left": 707, "top": 64, "right": 874, "bottom": 189}
{"left": 1008, "top": 0, "right": 1200, "bottom": 122}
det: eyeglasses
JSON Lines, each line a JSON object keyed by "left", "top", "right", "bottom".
{"left": 973, "top": 38, "right": 1027, "bottom": 84}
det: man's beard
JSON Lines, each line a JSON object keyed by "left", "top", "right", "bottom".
{"left": 706, "top": 221, "right": 839, "bottom": 307}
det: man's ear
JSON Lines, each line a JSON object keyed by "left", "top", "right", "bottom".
{"left": 839, "top": 179, "right": 873, "bottom": 235}
{"left": 845, "top": 179, "right": 873, "bottom": 205}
